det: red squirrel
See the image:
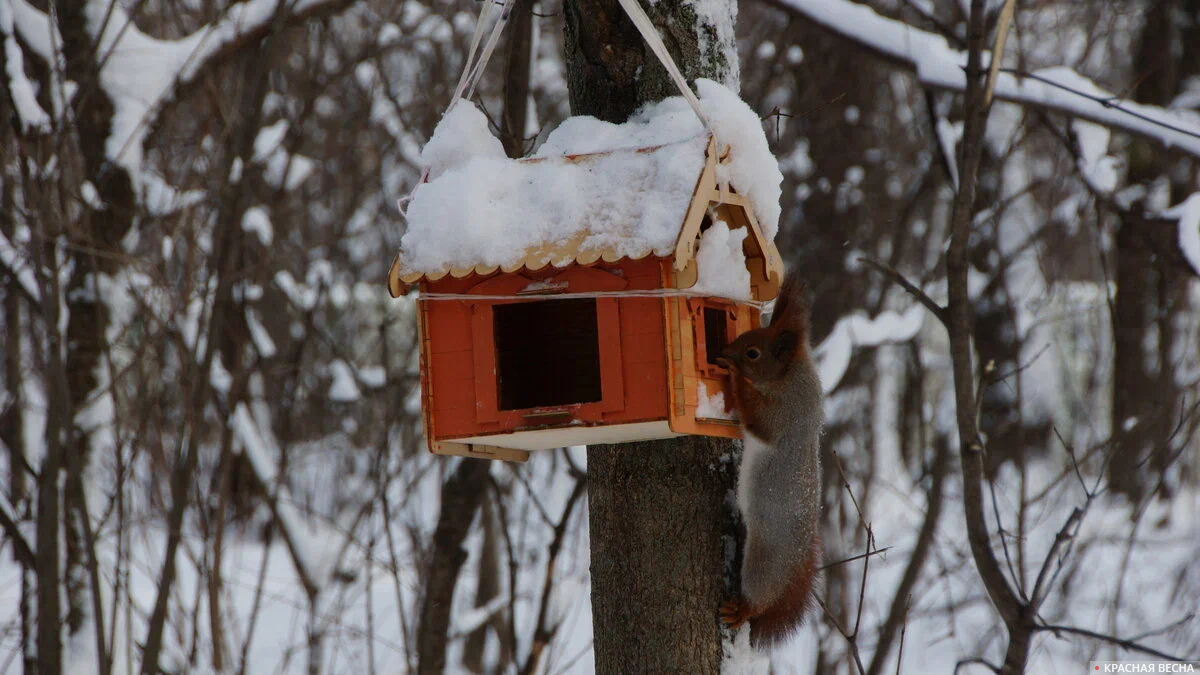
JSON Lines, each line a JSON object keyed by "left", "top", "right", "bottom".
{"left": 716, "top": 272, "right": 824, "bottom": 648}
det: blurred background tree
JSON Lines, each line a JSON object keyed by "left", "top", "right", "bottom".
{"left": 1, "top": 0, "right": 1197, "bottom": 672}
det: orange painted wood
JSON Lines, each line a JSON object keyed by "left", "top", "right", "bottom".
{"left": 404, "top": 138, "right": 789, "bottom": 459}
{"left": 595, "top": 298, "right": 626, "bottom": 417}
{"left": 418, "top": 254, "right": 763, "bottom": 455}
{"left": 422, "top": 262, "right": 677, "bottom": 450}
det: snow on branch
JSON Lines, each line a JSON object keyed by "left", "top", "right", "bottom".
{"left": 231, "top": 404, "right": 333, "bottom": 598}
{"left": 1163, "top": 193, "right": 1200, "bottom": 275}
{"left": 0, "top": 0, "right": 50, "bottom": 132}
{"left": 814, "top": 304, "right": 926, "bottom": 393}
{"left": 9, "top": 0, "right": 356, "bottom": 176}
{"left": 0, "top": 229, "right": 41, "bottom": 304}
{"left": 767, "top": 0, "right": 1200, "bottom": 157}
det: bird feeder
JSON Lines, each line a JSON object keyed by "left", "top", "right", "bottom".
{"left": 388, "top": 135, "right": 784, "bottom": 461}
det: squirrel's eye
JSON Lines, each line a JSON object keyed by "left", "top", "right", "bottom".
{"left": 745, "top": 347, "right": 762, "bottom": 361}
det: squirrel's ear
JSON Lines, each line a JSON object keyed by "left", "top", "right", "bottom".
{"left": 770, "top": 274, "right": 811, "bottom": 330}
{"left": 771, "top": 330, "right": 798, "bottom": 362}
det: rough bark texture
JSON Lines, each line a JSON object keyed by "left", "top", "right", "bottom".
{"left": 588, "top": 438, "right": 738, "bottom": 673}
{"left": 564, "top": 2, "right": 740, "bottom": 671}
{"left": 563, "top": 0, "right": 736, "bottom": 123}
{"left": 500, "top": 0, "right": 535, "bottom": 158}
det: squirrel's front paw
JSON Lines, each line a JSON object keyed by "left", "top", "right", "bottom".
{"left": 720, "top": 599, "right": 752, "bottom": 629}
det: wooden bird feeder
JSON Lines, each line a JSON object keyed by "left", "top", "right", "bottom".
{"left": 388, "top": 135, "right": 784, "bottom": 462}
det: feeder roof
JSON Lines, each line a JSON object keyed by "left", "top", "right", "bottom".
{"left": 391, "top": 132, "right": 716, "bottom": 284}
{"left": 389, "top": 80, "right": 788, "bottom": 294}
{"left": 388, "top": 138, "right": 783, "bottom": 302}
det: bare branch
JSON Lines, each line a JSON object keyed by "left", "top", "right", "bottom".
{"left": 858, "top": 256, "right": 948, "bottom": 326}
{"left": 814, "top": 593, "right": 868, "bottom": 675}
{"left": 519, "top": 474, "right": 587, "bottom": 675}
{"left": 0, "top": 493, "right": 34, "bottom": 568}
{"left": 1037, "top": 623, "right": 1191, "bottom": 662}
{"left": 1029, "top": 506, "right": 1085, "bottom": 612}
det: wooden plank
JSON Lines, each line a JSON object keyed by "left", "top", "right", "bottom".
{"left": 459, "top": 420, "right": 681, "bottom": 451}
{"left": 433, "top": 441, "right": 530, "bottom": 463}
{"left": 596, "top": 297, "right": 626, "bottom": 414}
{"left": 707, "top": 189, "right": 751, "bottom": 207}
{"left": 671, "top": 135, "right": 719, "bottom": 271}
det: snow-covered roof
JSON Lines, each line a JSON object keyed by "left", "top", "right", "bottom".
{"left": 389, "top": 80, "right": 786, "bottom": 290}
{"left": 388, "top": 134, "right": 785, "bottom": 304}
{"left": 391, "top": 134, "right": 709, "bottom": 285}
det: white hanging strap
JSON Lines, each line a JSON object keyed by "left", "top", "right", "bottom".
{"left": 465, "top": 0, "right": 512, "bottom": 100}
{"left": 401, "top": 0, "right": 511, "bottom": 217}
{"left": 615, "top": 0, "right": 715, "bottom": 130}
{"left": 450, "top": 1, "right": 495, "bottom": 103}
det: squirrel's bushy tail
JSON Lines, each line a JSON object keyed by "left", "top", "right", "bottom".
{"left": 749, "top": 542, "right": 822, "bottom": 649}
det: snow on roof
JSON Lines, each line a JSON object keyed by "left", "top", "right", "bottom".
{"left": 401, "top": 131, "right": 710, "bottom": 280}
{"left": 394, "top": 79, "right": 783, "bottom": 282}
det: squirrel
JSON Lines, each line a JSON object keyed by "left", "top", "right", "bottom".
{"left": 715, "top": 272, "right": 824, "bottom": 649}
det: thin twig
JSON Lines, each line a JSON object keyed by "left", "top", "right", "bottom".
{"left": 895, "top": 598, "right": 909, "bottom": 675}
{"left": 813, "top": 594, "right": 868, "bottom": 675}
{"left": 1028, "top": 506, "right": 1085, "bottom": 611}
{"left": 1037, "top": 623, "right": 1189, "bottom": 662}
{"left": 852, "top": 524, "right": 874, "bottom": 637}
{"left": 818, "top": 546, "right": 893, "bottom": 572}
{"left": 0, "top": 495, "right": 35, "bottom": 568}
{"left": 858, "top": 256, "right": 948, "bottom": 326}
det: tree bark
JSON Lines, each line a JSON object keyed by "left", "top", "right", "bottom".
{"left": 945, "top": 2, "right": 1028, "bottom": 673}
{"left": 588, "top": 438, "right": 738, "bottom": 673}
{"left": 500, "top": 0, "right": 535, "bottom": 158}
{"left": 1109, "top": 0, "right": 1199, "bottom": 500}
{"left": 564, "top": 0, "right": 737, "bottom": 123}
{"left": 564, "top": 5, "right": 739, "bottom": 669}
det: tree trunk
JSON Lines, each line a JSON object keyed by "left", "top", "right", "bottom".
{"left": 564, "top": 0, "right": 737, "bottom": 123}
{"left": 563, "top": 2, "right": 740, "bottom": 670}
{"left": 1110, "top": 0, "right": 1199, "bottom": 500}
{"left": 588, "top": 438, "right": 738, "bottom": 672}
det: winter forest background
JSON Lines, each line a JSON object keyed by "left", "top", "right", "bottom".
{"left": 2, "top": 0, "right": 1200, "bottom": 672}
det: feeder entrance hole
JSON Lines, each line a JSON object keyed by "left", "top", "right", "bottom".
{"left": 703, "top": 307, "right": 730, "bottom": 366}
{"left": 494, "top": 298, "right": 603, "bottom": 410}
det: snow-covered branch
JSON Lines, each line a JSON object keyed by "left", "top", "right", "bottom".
{"left": 0, "top": 0, "right": 51, "bottom": 132}
{"left": 0, "top": 229, "right": 41, "bottom": 305}
{"left": 1163, "top": 193, "right": 1200, "bottom": 275}
{"left": 9, "top": 0, "right": 357, "bottom": 174}
{"left": 765, "top": 0, "right": 1200, "bottom": 157}
{"left": 815, "top": 304, "right": 926, "bottom": 393}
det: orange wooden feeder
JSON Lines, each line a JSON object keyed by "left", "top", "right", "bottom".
{"left": 388, "top": 136, "right": 784, "bottom": 462}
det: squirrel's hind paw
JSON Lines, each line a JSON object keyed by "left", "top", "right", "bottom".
{"left": 720, "top": 599, "right": 752, "bottom": 629}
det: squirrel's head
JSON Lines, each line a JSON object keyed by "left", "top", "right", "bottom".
{"left": 715, "top": 273, "right": 811, "bottom": 385}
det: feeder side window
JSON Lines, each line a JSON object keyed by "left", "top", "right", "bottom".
{"left": 493, "top": 299, "right": 603, "bottom": 410}
{"left": 704, "top": 307, "right": 730, "bottom": 366}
